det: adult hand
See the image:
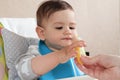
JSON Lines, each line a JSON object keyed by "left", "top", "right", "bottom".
{"left": 75, "top": 54, "right": 120, "bottom": 80}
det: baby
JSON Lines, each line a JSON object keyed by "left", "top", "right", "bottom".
{"left": 16, "top": 0, "right": 86, "bottom": 80}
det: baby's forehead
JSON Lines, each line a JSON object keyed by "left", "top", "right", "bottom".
{"left": 41, "top": 10, "right": 76, "bottom": 26}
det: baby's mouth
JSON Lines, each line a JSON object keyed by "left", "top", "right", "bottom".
{"left": 61, "top": 37, "right": 72, "bottom": 40}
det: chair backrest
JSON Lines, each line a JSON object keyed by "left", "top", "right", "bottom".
{"left": 0, "top": 18, "right": 38, "bottom": 38}
{"left": 0, "top": 18, "right": 38, "bottom": 80}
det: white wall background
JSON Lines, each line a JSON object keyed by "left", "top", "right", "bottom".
{"left": 0, "top": 0, "right": 120, "bottom": 56}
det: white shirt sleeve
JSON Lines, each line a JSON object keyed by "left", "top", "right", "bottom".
{"left": 15, "top": 45, "right": 41, "bottom": 80}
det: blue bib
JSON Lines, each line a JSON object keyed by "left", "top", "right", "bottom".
{"left": 38, "top": 40, "right": 84, "bottom": 80}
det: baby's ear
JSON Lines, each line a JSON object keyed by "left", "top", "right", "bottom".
{"left": 36, "top": 26, "right": 45, "bottom": 40}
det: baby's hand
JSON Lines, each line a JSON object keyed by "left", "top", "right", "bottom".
{"left": 57, "top": 40, "right": 86, "bottom": 63}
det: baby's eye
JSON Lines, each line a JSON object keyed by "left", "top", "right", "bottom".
{"left": 69, "top": 27, "right": 75, "bottom": 30}
{"left": 55, "top": 27, "right": 63, "bottom": 30}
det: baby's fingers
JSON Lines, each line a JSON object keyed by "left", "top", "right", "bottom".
{"left": 69, "top": 40, "right": 86, "bottom": 50}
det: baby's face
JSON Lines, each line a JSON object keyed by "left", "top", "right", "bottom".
{"left": 42, "top": 9, "right": 78, "bottom": 51}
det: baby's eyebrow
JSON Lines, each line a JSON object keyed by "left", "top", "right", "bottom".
{"left": 54, "top": 22, "right": 76, "bottom": 25}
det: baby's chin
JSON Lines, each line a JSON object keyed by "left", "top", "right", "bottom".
{"left": 59, "top": 43, "right": 72, "bottom": 49}
{"left": 62, "top": 43, "right": 72, "bottom": 47}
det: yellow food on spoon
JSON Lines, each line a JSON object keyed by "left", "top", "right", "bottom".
{"left": 75, "top": 47, "right": 86, "bottom": 65}
{"left": 75, "top": 37, "right": 86, "bottom": 65}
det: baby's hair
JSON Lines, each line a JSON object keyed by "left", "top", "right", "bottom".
{"left": 36, "top": 0, "right": 74, "bottom": 27}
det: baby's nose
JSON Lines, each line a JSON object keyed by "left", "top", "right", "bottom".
{"left": 63, "top": 28, "right": 71, "bottom": 35}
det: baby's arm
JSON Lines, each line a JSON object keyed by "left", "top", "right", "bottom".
{"left": 15, "top": 40, "right": 85, "bottom": 80}
{"left": 31, "top": 40, "right": 86, "bottom": 76}
{"left": 15, "top": 45, "right": 63, "bottom": 80}
{"left": 31, "top": 51, "right": 61, "bottom": 76}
